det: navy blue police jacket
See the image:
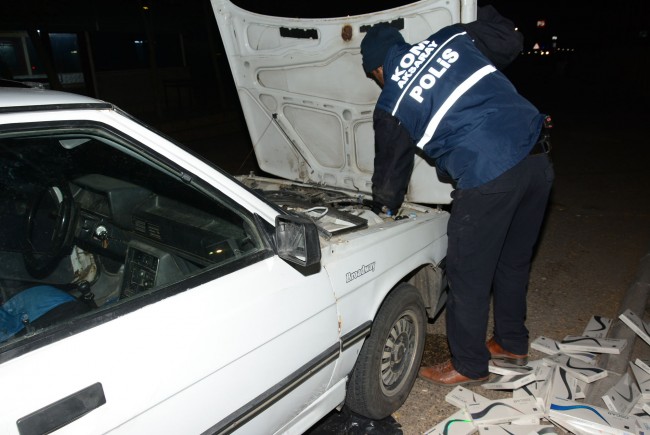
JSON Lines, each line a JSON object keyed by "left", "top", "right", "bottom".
{"left": 372, "top": 14, "right": 544, "bottom": 211}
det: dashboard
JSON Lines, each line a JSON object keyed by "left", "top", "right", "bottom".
{"left": 71, "top": 174, "right": 255, "bottom": 300}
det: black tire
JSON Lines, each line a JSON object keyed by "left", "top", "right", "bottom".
{"left": 346, "top": 283, "right": 426, "bottom": 419}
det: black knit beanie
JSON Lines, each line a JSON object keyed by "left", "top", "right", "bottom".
{"left": 360, "top": 24, "right": 405, "bottom": 74}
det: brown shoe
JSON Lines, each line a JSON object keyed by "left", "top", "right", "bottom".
{"left": 486, "top": 337, "right": 528, "bottom": 366}
{"left": 419, "top": 360, "right": 488, "bottom": 386}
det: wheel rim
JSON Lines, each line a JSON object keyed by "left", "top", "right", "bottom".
{"left": 379, "top": 309, "right": 420, "bottom": 396}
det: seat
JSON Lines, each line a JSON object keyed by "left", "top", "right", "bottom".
{"left": 0, "top": 285, "right": 89, "bottom": 343}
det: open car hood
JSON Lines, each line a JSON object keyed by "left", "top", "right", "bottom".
{"left": 211, "top": 0, "right": 478, "bottom": 205}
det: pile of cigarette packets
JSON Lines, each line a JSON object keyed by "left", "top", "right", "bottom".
{"left": 424, "top": 309, "right": 650, "bottom": 435}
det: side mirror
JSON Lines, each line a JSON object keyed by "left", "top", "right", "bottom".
{"left": 275, "top": 215, "right": 321, "bottom": 268}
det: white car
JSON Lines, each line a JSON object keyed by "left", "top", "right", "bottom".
{"left": 0, "top": 0, "right": 473, "bottom": 433}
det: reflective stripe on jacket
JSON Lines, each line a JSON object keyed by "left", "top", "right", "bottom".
{"left": 376, "top": 24, "right": 543, "bottom": 189}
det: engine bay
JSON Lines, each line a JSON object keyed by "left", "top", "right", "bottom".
{"left": 236, "top": 175, "right": 384, "bottom": 238}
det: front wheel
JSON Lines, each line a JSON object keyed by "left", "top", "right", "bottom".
{"left": 346, "top": 283, "right": 426, "bottom": 419}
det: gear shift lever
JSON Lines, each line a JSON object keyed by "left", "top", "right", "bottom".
{"left": 78, "top": 280, "right": 97, "bottom": 309}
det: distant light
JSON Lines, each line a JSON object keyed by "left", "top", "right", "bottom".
{"left": 142, "top": 5, "right": 149, "bottom": 10}
{"left": 70, "top": 50, "right": 78, "bottom": 54}
{"left": 134, "top": 40, "right": 144, "bottom": 44}
{"left": 537, "top": 20, "right": 546, "bottom": 28}
{"left": 514, "top": 27, "right": 519, "bottom": 31}
{"left": 545, "top": 51, "right": 550, "bottom": 55}
{"left": 552, "top": 36, "right": 558, "bottom": 41}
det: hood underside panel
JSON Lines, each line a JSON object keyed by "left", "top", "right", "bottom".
{"left": 212, "top": 0, "right": 477, "bottom": 204}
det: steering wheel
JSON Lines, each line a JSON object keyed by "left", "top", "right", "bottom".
{"left": 23, "top": 182, "right": 77, "bottom": 278}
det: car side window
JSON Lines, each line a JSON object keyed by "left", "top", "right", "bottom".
{"left": 0, "top": 123, "right": 266, "bottom": 350}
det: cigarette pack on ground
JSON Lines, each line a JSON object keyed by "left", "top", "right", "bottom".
{"left": 553, "top": 417, "right": 614, "bottom": 435}
{"left": 558, "top": 335, "right": 627, "bottom": 354}
{"left": 482, "top": 372, "right": 537, "bottom": 390}
{"left": 467, "top": 396, "right": 544, "bottom": 425}
{"left": 634, "top": 409, "right": 650, "bottom": 430}
{"left": 619, "top": 309, "right": 650, "bottom": 346}
{"left": 512, "top": 380, "right": 543, "bottom": 401}
{"left": 544, "top": 353, "right": 608, "bottom": 383}
{"left": 630, "top": 401, "right": 650, "bottom": 426}
{"left": 630, "top": 403, "right": 650, "bottom": 435}
{"left": 513, "top": 365, "right": 553, "bottom": 404}
{"left": 546, "top": 366, "right": 580, "bottom": 403}
{"left": 478, "top": 424, "right": 557, "bottom": 435}
{"left": 531, "top": 336, "right": 597, "bottom": 363}
{"left": 563, "top": 350, "right": 598, "bottom": 364}
{"left": 526, "top": 359, "right": 546, "bottom": 373}
{"left": 601, "top": 372, "right": 640, "bottom": 414}
{"left": 630, "top": 398, "right": 647, "bottom": 413}
{"left": 531, "top": 336, "right": 561, "bottom": 355}
{"left": 582, "top": 315, "right": 613, "bottom": 338}
{"left": 533, "top": 363, "right": 553, "bottom": 381}
{"left": 636, "top": 358, "right": 650, "bottom": 375}
{"left": 548, "top": 398, "right": 638, "bottom": 435}
{"left": 510, "top": 416, "right": 542, "bottom": 426}
{"left": 630, "top": 361, "right": 650, "bottom": 400}
{"left": 575, "top": 378, "right": 587, "bottom": 399}
{"left": 446, "top": 385, "right": 490, "bottom": 408}
{"left": 424, "top": 409, "right": 477, "bottom": 435}
{"left": 489, "top": 361, "right": 535, "bottom": 376}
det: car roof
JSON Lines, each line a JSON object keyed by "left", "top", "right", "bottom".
{"left": 0, "top": 86, "right": 104, "bottom": 109}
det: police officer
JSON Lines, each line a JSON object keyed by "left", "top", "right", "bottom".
{"left": 360, "top": 6, "right": 554, "bottom": 385}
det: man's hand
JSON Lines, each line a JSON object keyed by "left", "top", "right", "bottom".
{"left": 372, "top": 202, "right": 397, "bottom": 217}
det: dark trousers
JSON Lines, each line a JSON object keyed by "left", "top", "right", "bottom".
{"left": 446, "top": 154, "right": 554, "bottom": 379}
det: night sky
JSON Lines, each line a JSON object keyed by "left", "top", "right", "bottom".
{"left": 1, "top": 0, "right": 647, "bottom": 114}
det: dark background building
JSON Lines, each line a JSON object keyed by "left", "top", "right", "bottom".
{"left": 1, "top": 0, "right": 648, "bottom": 125}
{"left": 0, "top": 0, "right": 230, "bottom": 122}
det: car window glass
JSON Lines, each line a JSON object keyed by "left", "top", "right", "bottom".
{"left": 0, "top": 124, "right": 265, "bottom": 348}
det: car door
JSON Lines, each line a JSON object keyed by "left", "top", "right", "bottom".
{"left": 0, "top": 106, "right": 339, "bottom": 434}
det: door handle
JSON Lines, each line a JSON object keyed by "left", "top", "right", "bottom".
{"left": 17, "top": 382, "right": 106, "bottom": 435}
